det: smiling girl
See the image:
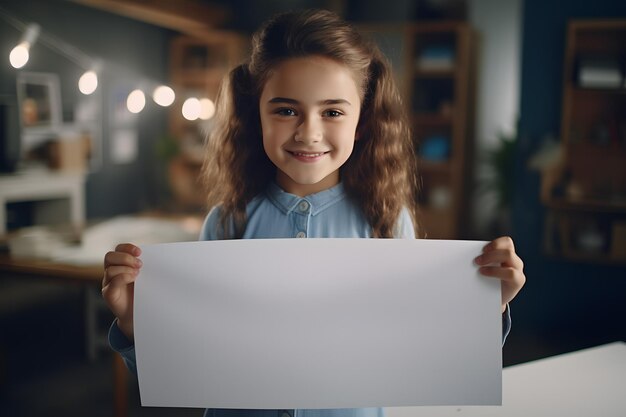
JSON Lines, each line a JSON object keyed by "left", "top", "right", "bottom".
{"left": 102, "top": 8, "right": 525, "bottom": 417}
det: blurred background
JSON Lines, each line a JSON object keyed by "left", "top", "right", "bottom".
{"left": 0, "top": 0, "right": 625, "bottom": 415}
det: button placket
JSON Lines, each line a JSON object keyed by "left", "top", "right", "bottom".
{"left": 294, "top": 199, "right": 311, "bottom": 238}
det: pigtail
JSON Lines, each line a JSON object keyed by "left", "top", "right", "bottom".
{"left": 201, "top": 64, "right": 275, "bottom": 238}
{"left": 344, "top": 49, "right": 421, "bottom": 238}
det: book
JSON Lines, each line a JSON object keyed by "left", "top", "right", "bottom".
{"left": 416, "top": 46, "right": 455, "bottom": 71}
{"left": 578, "top": 57, "right": 623, "bottom": 88}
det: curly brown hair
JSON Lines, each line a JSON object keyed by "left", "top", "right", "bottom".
{"left": 201, "top": 8, "right": 420, "bottom": 238}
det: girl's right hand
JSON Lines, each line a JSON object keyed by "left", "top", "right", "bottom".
{"left": 102, "top": 243, "right": 142, "bottom": 342}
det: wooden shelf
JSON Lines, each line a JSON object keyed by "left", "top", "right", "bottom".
{"left": 541, "top": 19, "right": 626, "bottom": 263}
{"left": 167, "top": 33, "right": 247, "bottom": 209}
{"left": 572, "top": 86, "right": 626, "bottom": 95}
{"left": 414, "top": 68, "right": 456, "bottom": 78}
{"left": 171, "top": 68, "right": 227, "bottom": 84}
{"left": 419, "top": 207, "right": 456, "bottom": 239}
{"left": 544, "top": 250, "right": 626, "bottom": 265}
{"left": 405, "top": 22, "right": 475, "bottom": 239}
{"left": 418, "top": 159, "right": 453, "bottom": 174}
{"left": 546, "top": 198, "right": 626, "bottom": 213}
{"left": 413, "top": 113, "right": 453, "bottom": 126}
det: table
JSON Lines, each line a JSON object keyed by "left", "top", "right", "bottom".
{"left": 386, "top": 341, "right": 626, "bottom": 417}
{"left": 0, "top": 253, "right": 128, "bottom": 417}
{"left": 0, "top": 213, "right": 203, "bottom": 416}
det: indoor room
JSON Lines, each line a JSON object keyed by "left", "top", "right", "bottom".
{"left": 0, "top": 0, "right": 625, "bottom": 416}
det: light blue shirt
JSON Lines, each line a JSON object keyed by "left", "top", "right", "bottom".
{"left": 109, "top": 182, "right": 510, "bottom": 417}
{"left": 200, "top": 182, "right": 415, "bottom": 240}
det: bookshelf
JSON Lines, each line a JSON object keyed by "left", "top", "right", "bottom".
{"left": 167, "top": 32, "right": 247, "bottom": 208}
{"left": 405, "top": 22, "right": 476, "bottom": 239}
{"left": 542, "top": 20, "right": 626, "bottom": 263}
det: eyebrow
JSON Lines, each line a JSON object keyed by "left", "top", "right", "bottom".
{"left": 267, "top": 97, "right": 352, "bottom": 106}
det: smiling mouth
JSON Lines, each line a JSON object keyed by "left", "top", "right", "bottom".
{"left": 288, "top": 151, "right": 330, "bottom": 157}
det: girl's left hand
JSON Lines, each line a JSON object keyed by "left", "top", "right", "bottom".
{"left": 474, "top": 236, "right": 526, "bottom": 313}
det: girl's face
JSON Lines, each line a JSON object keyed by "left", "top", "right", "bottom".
{"left": 259, "top": 55, "right": 362, "bottom": 196}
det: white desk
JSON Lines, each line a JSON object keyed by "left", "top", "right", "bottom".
{"left": 386, "top": 341, "right": 626, "bottom": 417}
{"left": 0, "top": 168, "right": 85, "bottom": 235}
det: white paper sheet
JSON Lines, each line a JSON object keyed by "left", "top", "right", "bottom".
{"left": 134, "top": 239, "right": 502, "bottom": 409}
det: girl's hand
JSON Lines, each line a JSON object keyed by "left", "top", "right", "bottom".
{"left": 102, "top": 243, "right": 142, "bottom": 341}
{"left": 474, "top": 236, "right": 525, "bottom": 313}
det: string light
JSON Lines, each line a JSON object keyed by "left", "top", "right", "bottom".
{"left": 153, "top": 85, "right": 175, "bottom": 107}
{"left": 127, "top": 89, "right": 146, "bottom": 114}
{"left": 78, "top": 61, "right": 101, "bottom": 95}
{"left": 9, "top": 43, "right": 29, "bottom": 68}
{"left": 9, "top": 23, "right": 39, "bottom": 68}
{"left": 78, "top": 70, "right": 98, "bottom": 95}
{"left": 1, "top": 6, "right": 220, "bottom": 121}
{"left": 199, "top": 98, "right": 216, "bottom": 120}
{"left": 182, "top": 97, "right": 201, "bottom": 121}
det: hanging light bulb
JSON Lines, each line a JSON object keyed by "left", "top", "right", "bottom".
{"left": 182, "top": 97, "right": 201, "bottom": 121}
{"left": 199, "top": 98, "right": 216, "bottom": 120}
{"left": 78, "top": 61, "right": 101, "bottom": 95}
{"left": 153, "top": 85, "right": 175, "bottom": 107}
{"left": 127, "top": 89, "right": 146, "bottom": 113}
{"left": 78, "top": 70, "right": 98, "bottom": 95}
{"left": 9, "top": 24, "right": 40, "bottom": 69}
{"left": 9, "top": 43, "right": 29, "bottom": 68}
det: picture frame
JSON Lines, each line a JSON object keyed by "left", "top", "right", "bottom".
{"left": 16, "top": 72, "right": 62, "bottom": 154}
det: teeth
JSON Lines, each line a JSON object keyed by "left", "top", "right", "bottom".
{"left": 292, "top": 152, "right": 325, "bottom": 157}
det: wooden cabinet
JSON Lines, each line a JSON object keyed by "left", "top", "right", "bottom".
{"left": 404, "top": 22, "right": 476, "bottom": 239}
{"left": 167, "top": 32, "right": 247, "bottom": 208}
{"left": 542, "top": 20, "right": 626, "bottom": 263}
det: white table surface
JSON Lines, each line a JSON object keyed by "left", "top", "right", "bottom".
{"left": 385, "top": 341, "right": 626, "bottom": 417}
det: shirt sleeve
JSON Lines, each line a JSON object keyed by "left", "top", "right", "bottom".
{"left": 108, "top": 319, "right": 137, "bottom": 375}
{"left": 393, "top": 207, "right": 416, "bottom": 239}
{"left": 502, "top": 303, "right": 512, "bottom": 346}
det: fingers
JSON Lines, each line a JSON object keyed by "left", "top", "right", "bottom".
{"left": 482, "top": 236, "right": 514, "bottom": 252}
{"left": 104, "top": 249, "right": 143, "bottom": 269}
{"left": 116, "top": 243, "right": 141, "bottom": 256}
{"left": 101, "top": 277, "right": 133, "bottom": 299}
{"left": 475, "top": 248, "right": 524, "bottom": 270}
{"left": 102, "top": 243, "right": 142, "bottom": 290}
{"left": 477, "top": 265, "right": 522, "bottom": 282}
{"left": 476, "top": 237, "right": 522, "bottom": 268}
{"left": 102, "top": 265, "right": 139, "bottom": 287}
{"left": 475, "top": 236, "right": 526, "bottom": 307}
{"left": 479, "top": 265, "right": 526, "bottom": 306}
{"left": 104, "top": 243, "right": 141, "bottom": 267}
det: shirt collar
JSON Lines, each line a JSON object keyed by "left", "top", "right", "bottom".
{"left": 265, "top": 181, "right": 347, "bottom": 216}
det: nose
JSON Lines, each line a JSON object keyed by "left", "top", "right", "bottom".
{"left": 294, "top": 116, "right": 322, "bottom": 144}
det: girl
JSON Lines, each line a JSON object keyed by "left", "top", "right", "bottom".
{"left": 102, "top": 8, "right": 525, "bottom": 417}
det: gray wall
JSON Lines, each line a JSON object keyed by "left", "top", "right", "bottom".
{"left": 0, "top": 0, "right": 173, "bottom": 219}
{"left": 469, "top": 0, "right": 523, "bottom": 236}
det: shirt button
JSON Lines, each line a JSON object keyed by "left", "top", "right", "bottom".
{"left": 296, "top": 231, "right": 306, "bottom": 238}
{"left": 298, "top": 200, "right": 310, "bottom": 212}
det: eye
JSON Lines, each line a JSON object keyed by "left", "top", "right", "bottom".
{"left": 275, "top": 108, "right": 297, "bottom": 116}
{"left": 323, "top": 109, "right": 343, "bottom": 118}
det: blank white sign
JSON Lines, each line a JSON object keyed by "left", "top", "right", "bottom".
{"left": 134, "top": 239, "right": 502, "bottom": 409}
